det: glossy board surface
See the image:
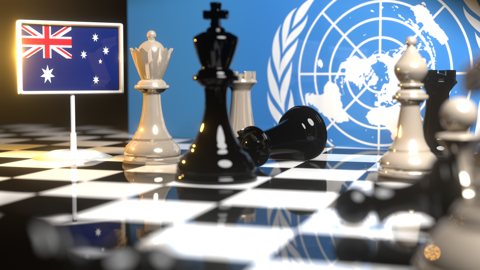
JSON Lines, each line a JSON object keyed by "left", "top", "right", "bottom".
{"left": 0, "top": 124, "right": 459, "bottom": 269}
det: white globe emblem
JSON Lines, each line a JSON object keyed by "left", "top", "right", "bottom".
{"left": 268, "top": 0, "right": 477, "bottom": 148}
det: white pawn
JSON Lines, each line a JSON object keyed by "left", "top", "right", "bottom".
{"left": 378, "top": 36, "right": 436, "bottom": 181}
{"left": 124, "top": 31, "right": 180, "bottom": 164}
{"left": 229, "top": 71, "right": 256, "bottom": 132}
{"left": 436, "top": 97, "right": 478, "bottom": 179}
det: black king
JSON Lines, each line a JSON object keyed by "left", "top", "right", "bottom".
{"left": 176, "top": 2, "right": 256, "bottom": 184}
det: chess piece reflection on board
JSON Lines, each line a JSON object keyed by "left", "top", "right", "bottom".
{"left": 238, "top": 106, "right": 327, "bottom": 166}
{"left": 124, "top": 31, "right": 181, "bottom": 165}
{"left": 176, "top": 2, "right": 256, "bottom": 184}
{"left": 336, "top": 97, "right": 477, "bottom": 225}
{"left": 378, "top": 36, "right": 436, "bottom": 181}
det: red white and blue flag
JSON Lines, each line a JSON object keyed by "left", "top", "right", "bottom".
{"left": 16, "top": 20, "right": 123, "bottom": 94}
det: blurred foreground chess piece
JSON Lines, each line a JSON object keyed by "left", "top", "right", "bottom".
{"left": 378, "top": 36, "right": 436, "bottom": 181}
{"left": 336, "top": 97, "right": 477, "bottom": 225}
{"left": 238, "top": 106, "right": 327, "bottom": 166}
{"left": 423, "top": 70, "right": 456, "bottom": 155}
{"left": 0, "top": 215, "right": 66, "bottom": 269}
{"left": 464, "top": 58, "right": 480, "bottom": 90}
{"left": 176, "top": 2, "right": 256, "bottom": 184}
{"left": 412, "top": 97, "right": 480, "bottom": 270}
{"left": 229, "top": 71, "right": 256, "bottom": 132}
{"left": 124, "top": 31, "right": 181, "bottom": 165}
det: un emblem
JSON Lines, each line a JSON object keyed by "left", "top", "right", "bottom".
{"left": 268, "top": 0, "right": 479, "bottom": 148}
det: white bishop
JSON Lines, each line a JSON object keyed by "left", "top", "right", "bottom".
{"left": 378, "top": 36, "right": 436, "bottom": 181}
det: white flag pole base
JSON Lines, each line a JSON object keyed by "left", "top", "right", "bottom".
{"left": 34, "top": 95, "right": 111, "bottom": 166}
{"left": 35, "top": 149, "right": 111, "bottom": 166}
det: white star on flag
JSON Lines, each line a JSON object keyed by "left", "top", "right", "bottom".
{"left": 80, "top": 51, "right": 87, "bottom": 59}
{"left": 41, "top": 65, "right": 55, "bottom": 83}
{"left": 98, "top": 59, "right": 103, "bottom": 64}
{"left": 92, "top": 33, "right": 99, "bottom": 42}
{"left": 102, "top": 46, "right": 109, "bottom": 55}
{"left": 93, "top": 76, "right": 99, "bottom": 84}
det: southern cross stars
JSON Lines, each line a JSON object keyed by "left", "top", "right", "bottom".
{"left": 76, "top": 32, "right": 113, "bottom": 87}
{"left": 41, "top": 65, "right": 55, "bottom": 83}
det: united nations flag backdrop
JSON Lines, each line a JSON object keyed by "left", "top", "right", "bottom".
{"left": 128, "top": 0, "right": 480, "bottom": 148}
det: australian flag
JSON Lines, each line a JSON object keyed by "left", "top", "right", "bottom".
{"left": 17, "top": 20, "right": 123, "bottom": 94}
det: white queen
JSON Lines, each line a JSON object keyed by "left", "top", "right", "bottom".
{"left": 124, "top": 30, "right": 180, "bottom": 165}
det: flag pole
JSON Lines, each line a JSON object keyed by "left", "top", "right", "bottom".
{"left": 70, "top": 94, "right": 78, "bottom": 222}
{"left": 70, "top": 94, "right": 78, "bottom": 160}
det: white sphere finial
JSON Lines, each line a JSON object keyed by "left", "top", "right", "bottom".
{"left": 439, "top": 97, "right": 477, "bottom": 132}
{"left": 147, "top": 30, "right": 156, "bottom": 41}
{"left": 406, "top": 36, "right": 417, "bottom": 46}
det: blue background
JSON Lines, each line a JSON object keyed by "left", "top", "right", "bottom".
{"left": 127, "top": 0, "right": 296, "bottom": 138}
{"left": 127, "top": 0, "right": 480, "bottom": 147}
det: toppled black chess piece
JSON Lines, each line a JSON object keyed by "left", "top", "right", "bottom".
{"left": 237, "top": 106, "right": 327, "bottom": 166}
{"left": 176, "top": 2, "right": 256, "bottom": 184}
{"left": 423, "top": 70, "right": 456, "bottom": 155}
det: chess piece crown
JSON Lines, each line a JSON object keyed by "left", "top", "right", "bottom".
{"left": 194, "top": 2, "right": 237, "bottom": 84}
{"left": 130, "top": 30, "right": 173, "bottom": 90}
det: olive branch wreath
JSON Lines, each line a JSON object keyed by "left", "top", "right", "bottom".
{"left": 463, "top": 0, "right": 480, "bottom": 49}
{"left": 267, "top": 0, "right": 313, "bottom": 122}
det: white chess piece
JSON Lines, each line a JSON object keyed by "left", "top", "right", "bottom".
{"left": 378, "top": 36, "right": 436, "bottom": 181}
{"left": 229, "top": 71, "right": 256, "bottom": 132}
{"left": 124, "top": 31, "right": 180, "bottom": 164}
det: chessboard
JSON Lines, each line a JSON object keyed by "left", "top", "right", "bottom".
{"left": 0, "top": 124, "right": 419, "bottom": 270}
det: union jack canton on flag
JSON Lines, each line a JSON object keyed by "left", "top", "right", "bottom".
{"left": 16, "top": 20, "right": 124, "bottom": 94}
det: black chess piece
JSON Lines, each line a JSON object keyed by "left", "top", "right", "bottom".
{"left": 176, "top": 3, "right": 256, "bottom": 184}
{"left": 335, "top": 153, "right": 461, "bottom": 224}
{"left": 237, "top": 106, "right": 327, "bottom": 166}
{"left": 423, "top": 70, "right": 456, "bottom": 155}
